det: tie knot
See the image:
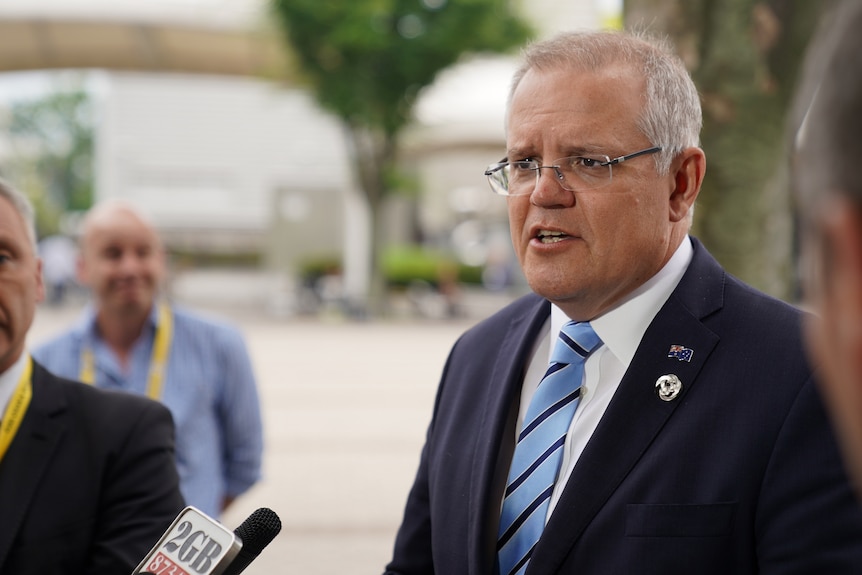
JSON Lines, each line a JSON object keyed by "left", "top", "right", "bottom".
{"left": 551, "top": 321, "right": 603, "bottom": 365}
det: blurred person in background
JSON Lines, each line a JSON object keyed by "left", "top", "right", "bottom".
{"left": 384, "top": 29, "right": 862, "bottom": 575}
{"left": 33, "top": 200, "right": 263, "bottom": 518}
{"left": 0, "top": 179, "right": 183, "bottom": 574}
{"left": 793, "top": 0, "right": 862, "bottom": 497}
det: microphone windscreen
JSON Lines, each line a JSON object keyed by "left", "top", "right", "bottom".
{"left": 223, "top": 508, "right": 282, "bottom": 575}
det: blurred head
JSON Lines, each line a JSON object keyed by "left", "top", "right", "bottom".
{"left": 503, "top": 30, "right": 705, "bottom": 320}
{"left": 0, "top": 179, "right": 44, "bottom": 373}
{"left": 792, "top": 0, "right": 862, "bottom": 493}
{"left": 77, "top": 201, "right": 165, "bottom": 320}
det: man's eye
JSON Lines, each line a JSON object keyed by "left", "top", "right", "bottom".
{"left": 510, "top": 159, "right": 538, "bottom": 171}
{"left": 103, "top": 248, "right": 122, "bottom": 260}
{"left": 573, "top": 157, "right": 601, "bottom": 168}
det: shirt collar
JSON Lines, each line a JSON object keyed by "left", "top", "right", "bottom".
{"left": 0, "top": 352, "right": 29, "bottom": 417}
{"left": 79, "top": 301, "right": 162, "bottom": 340}
{"left": 551, "top": 236, "right": 693, "bottom": 368}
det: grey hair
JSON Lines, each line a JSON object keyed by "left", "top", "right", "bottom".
{"left": 507, "top": 30, "right": 702, "bottom": 175}
{"left": 0, "top": 178, "right": 37, "bottom": 252}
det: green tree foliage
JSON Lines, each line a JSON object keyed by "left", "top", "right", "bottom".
{"left": 1, "top": 82, "right": 94, "bottom": 236}
{"left": 625, "top": 0, "right": 832, "bottom": 300}
{"left": 269, "top": 0, "right": 532, "bottom": 313}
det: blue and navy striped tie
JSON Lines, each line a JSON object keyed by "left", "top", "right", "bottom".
{"left": 497, "top": 321, "right": 603, "bottom": 575}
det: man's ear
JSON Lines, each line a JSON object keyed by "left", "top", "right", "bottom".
{"left": 669, "top": 147, "right": 706, "bottom": 223}
{"left": 34, "top": 258, "right": 45, "bottom": 304}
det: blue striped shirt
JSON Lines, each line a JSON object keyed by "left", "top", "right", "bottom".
{"left": 32, "top": 302, "right": 264, "bottom": 518}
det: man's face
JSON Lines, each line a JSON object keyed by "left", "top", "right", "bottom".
{"left": 506, "top": 65, "right": 685, "bottom": 320}
{"left": 0, "top": 196, "right": 44, "bottom": 373}
{"left": 78, "top": 209, "right": 165, "bottom": 318}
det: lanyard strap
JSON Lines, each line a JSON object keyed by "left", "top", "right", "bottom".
{"left": 79, "top": 302, "right": 174, "bottom": 400}
{"left": 0, "top": 355, "right": 33, "bottom": 462}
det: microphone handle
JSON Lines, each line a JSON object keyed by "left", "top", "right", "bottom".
{"left": 221, "top": 551, "right": 255, "bottom": 575}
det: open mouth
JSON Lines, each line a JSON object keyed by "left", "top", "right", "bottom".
{"left": 536, "top": 230, "right": 570, "bottom": 244}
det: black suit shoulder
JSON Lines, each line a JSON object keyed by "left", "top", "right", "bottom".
{"left": 0, "top": 361, "right": 185, "bottom": 575}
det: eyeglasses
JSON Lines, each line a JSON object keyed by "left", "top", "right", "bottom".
{"left": 483, "top": 146, "right": 662, "bottom": 196}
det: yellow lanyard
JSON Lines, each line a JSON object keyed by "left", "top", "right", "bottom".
{"left": 79, "top": 302, "right": 173, "bottom": 400}
{"left": 0, "top": 355, "right": 33, "bottom": 463}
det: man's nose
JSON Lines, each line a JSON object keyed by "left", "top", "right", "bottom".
{"left": 118, "top": 253, "right": 142, "bottom": 272}
{"left": 530, "top": 166, "right": 575, "bottom": 208}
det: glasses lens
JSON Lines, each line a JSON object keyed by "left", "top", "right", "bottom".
{"left": 554, "top": 156, "right": 612, "bottom": 191}
{"left": 486, "top": 161, "right": 536, "bottom": 196}
{"left": 506, "top": 161, "right": 539, "bottom": 195}
{"left": 485, "top": 163, "right": 509, "bottom": 195}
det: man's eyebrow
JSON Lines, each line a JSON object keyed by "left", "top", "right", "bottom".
{"left": 506, "top": 148, "right": 533, "bottom": 159}
{"left": 507, "top": 144, "right": 608, "bottom": 159}
{"left": 560, "top": 144, "right": 608, "bottom": 156}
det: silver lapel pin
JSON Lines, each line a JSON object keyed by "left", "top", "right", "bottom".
{"left": 655, "top": 374, "right": 683, "bottom": 401}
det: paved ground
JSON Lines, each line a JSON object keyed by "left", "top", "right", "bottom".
{"left": 28, "top": 289, "right": 517, "bottom": 574}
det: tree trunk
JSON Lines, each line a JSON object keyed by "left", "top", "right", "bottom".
{"left": 343, "top": 123, "right": 395, "bottom": 317}
{"left": 624, "top": 0, "right": 829, "bottom": 300}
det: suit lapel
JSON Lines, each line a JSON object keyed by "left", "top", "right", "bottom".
{"left": 468, "top": 295, "right": 550, "bottom": 575}
{"left": 529, "top": 239, "right": 725, "bottom": 574}
{"left": 0, "top": 363, "right": 67, "bottom": 570}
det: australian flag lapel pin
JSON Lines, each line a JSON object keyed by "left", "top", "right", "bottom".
{"left": 667, "top": 344, "right": 694, "bottom": 362}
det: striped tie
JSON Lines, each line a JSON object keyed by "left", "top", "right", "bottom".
{"left": 497, "top": 321, "right": 602, "bottom": 575}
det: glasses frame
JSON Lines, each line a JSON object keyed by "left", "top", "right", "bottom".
{"left": 484, "top": 146, "right": 663, "bottom": 196}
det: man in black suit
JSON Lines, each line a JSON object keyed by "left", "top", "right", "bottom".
{"left": 384, "top": 30, "right": 862, "bottom": 574}
{"left": 0, "top": 178, "right": 184, "bottom": 574}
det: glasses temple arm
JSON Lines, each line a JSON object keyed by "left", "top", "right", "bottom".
{"left": 605, "top": 146, "right": 663, "bottom": 166}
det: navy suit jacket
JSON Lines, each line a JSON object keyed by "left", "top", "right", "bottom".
{"left": 385, "top": 239, "right": 862, "bottom": 574}
{"left": 0, "top": 361, "right": 185, "bottom": 575}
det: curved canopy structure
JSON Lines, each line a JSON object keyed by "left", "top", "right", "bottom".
{"left": 0, "top": 1, "right": 286, "bottom": 77}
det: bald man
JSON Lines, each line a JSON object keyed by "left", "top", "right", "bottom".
{"left": 34, "top": 201, "right": 264, "bottom": 518}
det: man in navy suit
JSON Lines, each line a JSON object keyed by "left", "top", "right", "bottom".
{"left": 384, "top": 30, "right": 862, "bottom": 574}
{"left": 0, "top": 178, "right": 184, "bottom": 574}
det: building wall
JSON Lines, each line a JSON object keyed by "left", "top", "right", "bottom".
{"left": 94, "top": 71, "right": 351, "bottom": 263}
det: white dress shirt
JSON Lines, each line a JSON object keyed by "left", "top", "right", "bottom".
{"left": 513, "top": 236, "right": 694, "bottom": 519}
{"left": 0, "top": 352, "right": 28, "bottom": 421}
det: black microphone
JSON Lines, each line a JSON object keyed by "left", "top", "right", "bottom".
{"left": 222, "top": 507, "right": 282, "bottom": 575}
{"left": 131, "top": 506, "right": 281, "bottom": 575}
